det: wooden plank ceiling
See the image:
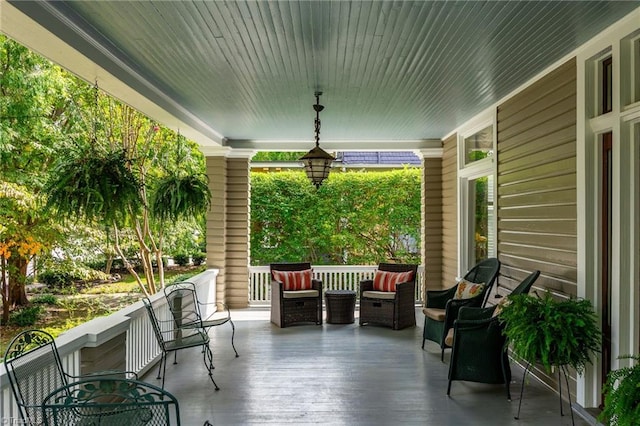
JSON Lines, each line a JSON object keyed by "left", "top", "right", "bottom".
{"left": 4, "top": 1, "right": 639, "bottom": 150}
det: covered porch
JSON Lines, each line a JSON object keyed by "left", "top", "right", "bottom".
{"left": 2, "top": 1, "right": 640, "bottom": 421}
{"left": 0, "top": 270, "right": 592, "bottom": 424}
{"left": 159, "top": 308, "right": 592, "bottom": 425}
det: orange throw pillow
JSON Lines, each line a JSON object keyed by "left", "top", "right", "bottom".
{"left": 453, "top": 278, "right": 485, "bottom": 300}
{"left": 372, "top": 270, "right": 414, "bottom": 292}
{"left": 272, "top": 269, "right": 313, "bottom": 291}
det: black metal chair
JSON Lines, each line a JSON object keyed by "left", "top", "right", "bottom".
{"left": 164, "top": 281, "right": 239, "bottom": 358}
{"left": 422, "top": 258, "right": 500, "bottom": 360}
{"left": 359, "top": 263, "right": 418, "bottom": 330}
{"left": 142, "top": 298, "right": 219, "bottom": 391}
{"left": 41, "top": 377, "right": 180, "bottom": 425}
{"left": 3, "top": 329, "right": 136, "bottom": 425}
{"left": 446, "top": 270, "right": 540, "bottom": 400}
{"left": 270, "top": 262, "right": 323, "bottom": 327}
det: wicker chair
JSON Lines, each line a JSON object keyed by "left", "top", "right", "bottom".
{"left": 164, "top": 281, "right": 239, "bottom": 358}
{"left": 422, "top": 258, "right": 500, "bottom": 360}
{"left": 359, "top": 263, "right": 418, "bottom": 330}
{"left": 270, "top": 262, "right": 323, "bottom": 327}
{"left": 41, "top": 377, "right": 180, "bottom": 425}
{"left": 446, "top": 270, "right": 541, "bottom": 400}
{"left": 3, "top": 329, "right": 136, "bottom": 425}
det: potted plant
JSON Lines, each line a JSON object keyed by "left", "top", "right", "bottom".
{"left": 500, "top": 291, "right": 601, "bottom": 374}
{"left": 599, "top": 355, "right": 640, "bottom": 426}
{"left": 499, "top": 291, "right": 601, "bottom": 423}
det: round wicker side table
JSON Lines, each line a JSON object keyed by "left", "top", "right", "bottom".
{"left": 325, "top": 290, "right": 356, "bottom": 324}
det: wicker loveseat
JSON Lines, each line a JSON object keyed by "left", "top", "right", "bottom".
{"left": 270, "top": 262, "right": 323, "bottom": 328}
{"left": 359, "top": 263, "right": 418, "bottom": 330}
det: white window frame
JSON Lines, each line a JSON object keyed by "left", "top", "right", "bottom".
{"left": 457, "top": 111, "right": 497, "bottom": 277}
{"left": 577, "top": 12, "right": 640, "bottom": 408}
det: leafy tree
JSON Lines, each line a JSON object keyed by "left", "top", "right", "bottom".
{"left": 0, "top": 35, "right": 72, "bottom": 314}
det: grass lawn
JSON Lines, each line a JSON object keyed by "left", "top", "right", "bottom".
{"left": 1, "top": 266, "right": 205, "bottom": 354}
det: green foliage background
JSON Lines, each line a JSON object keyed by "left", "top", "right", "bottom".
{"left": 250, "top": 168, "right": 421, "bottom": 265}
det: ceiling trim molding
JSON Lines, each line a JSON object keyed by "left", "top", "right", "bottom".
{"left": 226, "top": 139, "right": 442, "bottom": 152}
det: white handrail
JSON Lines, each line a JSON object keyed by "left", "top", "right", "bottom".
{"left": 0, "top": 269, "right": 219, "bottom": 421}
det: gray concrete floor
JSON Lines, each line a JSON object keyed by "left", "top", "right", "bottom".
{"left": 143, "top": 308, "right": 596, "bottom": 425}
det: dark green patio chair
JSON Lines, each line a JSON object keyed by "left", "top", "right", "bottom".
{"left": 142, "top": 298, "right": 219, "bottom": 391}
{"left": 164, "top": 281, "right": 239, "bottom": 358}
{"left": 446, "top": 270, "right": 540, "bottom": 400}
{"left": 422, "top": 258, "right": 500, "bottom": 360}
{"left": 3, "top": 329, "right": 136, "bottom": 425}
{"left": 41, "top": 377, "right": 180, "bottom": 425}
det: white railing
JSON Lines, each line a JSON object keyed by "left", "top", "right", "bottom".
{"left": 249, "top": 264, "right": 425, "bottom": 305}
{"left": 0, "top": 269, "right": 219, "bottom": 421}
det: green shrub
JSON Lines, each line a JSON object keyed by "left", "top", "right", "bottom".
{"left": 40, "top": 260, "right": 110, "bottom": 288}
{"left": 173, "top": 252, "right": 190, "bottom": 266}
{"left": 31, "top": 294, "right": 58, "bottom": 305}
{"left": 9, "top": 306, "right": 43, "bottom": 326}
{"left": 166, "top": 268, "right": 206, "bottom": 285}
{"left": 191, "top": 252, "right": 206, "bottom": 266}
{"left": 40, "top": 269, "right": 74, "bottom": 287}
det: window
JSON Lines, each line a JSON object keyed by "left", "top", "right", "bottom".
{"left": 458, "top": 119, "right": 496, "bottom": 274}
{"left": 468, "top": 174, "right": 494, "bottom": 264}
{"left": 463, "top": 125, "right": 493, "bottom": 165}
{"left": 601, "top": 56, "right": 612, "bottom": 114}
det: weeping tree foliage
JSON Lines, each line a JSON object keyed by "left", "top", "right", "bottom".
{"left": 250, "top": 168, "right": 421, "bottom": 265}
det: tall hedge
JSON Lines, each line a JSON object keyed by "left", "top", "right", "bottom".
{"left": 250, "top": 168, "right": 421, "bottom": 265}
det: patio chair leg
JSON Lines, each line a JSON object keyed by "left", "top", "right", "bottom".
{"left": 204, "top": 346, "right": 220, "bottom": 390}
{"left": 421, "top": 338, "right": 425, "bottom": 350}
{"left": 501, "top": 354, "right": 511, "bottom": 401}
{"left": 440, "top": 348, "right": 445, "bottom": 362}
{"left": 446, "top": 380, "right": 452, "bottom": 396}
{"left": 515, "top": 362, "right": 532, "bottom": 420}
{"left": 157, "top": 353, "right": 165, "bottom": 379}
{"left": 174, "top": 351, "right": 178, "bottom": 364}
{"left": 230, "top": 320, "right": 239, "bottom": 357}
{"left": 161, "top": 355, "right": 169, "bottom": 390}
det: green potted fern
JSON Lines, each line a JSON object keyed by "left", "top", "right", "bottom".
{"left": 499, "top": 291, "right": 601, "bottom": 422}
{"left": 500, "top": 291, "right": 601, "bottom": 374}
{"left": 599, "top": 355, "right": 640, "bottom": 426}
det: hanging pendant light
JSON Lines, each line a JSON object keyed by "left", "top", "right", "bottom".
{"left": 300, "top": 91, "right": 334, "bottom": 188}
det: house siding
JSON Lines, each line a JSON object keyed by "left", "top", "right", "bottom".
{"left": 206, "top": 156, "right": 227, "bottom": 303}
{"left": 226, "top": 158, "right": 250, "bottom": 308}
{"left": 496, "top": 58, "right": 577, "bottom": 296}
{"left": 441, "top": 133, "right": 458, "bottom": 287}
{"left": 422, "top": 157, "right": 443, "bottom": 296}
{"left": 496, "top": 58, "right": 578, "bottom": 395}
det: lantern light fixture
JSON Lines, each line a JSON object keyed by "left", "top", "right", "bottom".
{"left": 300, "top": 91, "right": 334, "bottom": 188}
